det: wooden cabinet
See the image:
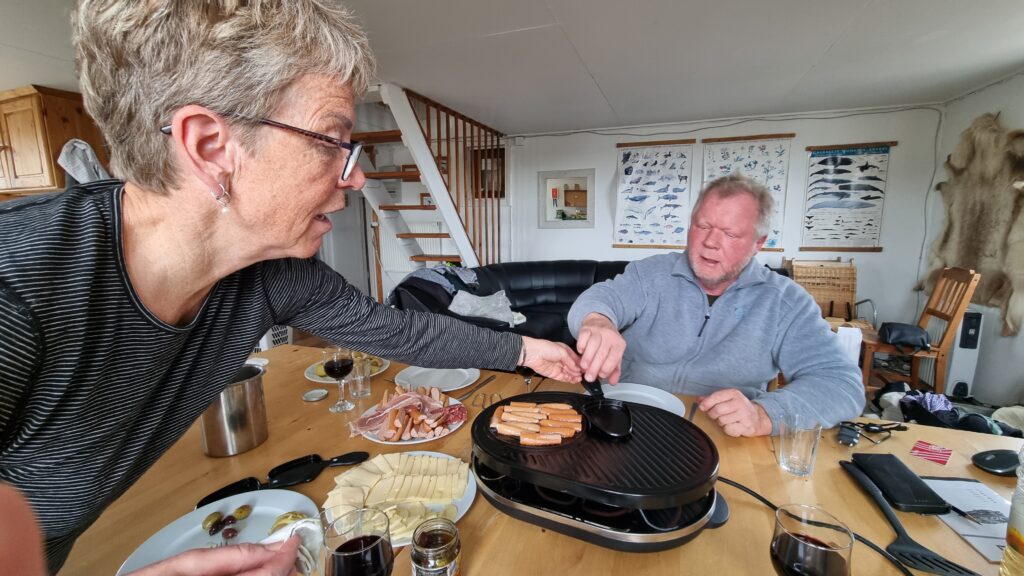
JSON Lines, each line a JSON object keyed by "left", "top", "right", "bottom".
{"left": 0, "top": 85, "right": 108, "bottom": 193}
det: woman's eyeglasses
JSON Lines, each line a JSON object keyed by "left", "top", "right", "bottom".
{"left": 160, "top": 118, "right": 363, "bottom": 181}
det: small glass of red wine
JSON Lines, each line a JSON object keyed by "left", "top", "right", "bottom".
{"left": 322, "top": 508, "right": 393, "bottom": 576}
{"left": 770, "top": 504, "right": 852, "bottom": 576}
{"left": 324, "top": 347, "right": 355, "bottom": 413}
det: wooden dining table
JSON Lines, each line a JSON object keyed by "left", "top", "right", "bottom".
{"left": 63, "top": 345, "right": 1021, "bottom": 575}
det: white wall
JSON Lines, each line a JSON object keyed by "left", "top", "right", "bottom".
{"left": 0, "top": 1, "right": 79, "bottom": 93}
{"left": 508, "top": 107, "right": 944, "bottom": 328}
{"left": 938, "top": 73, "right": 1024, "bottom": 406}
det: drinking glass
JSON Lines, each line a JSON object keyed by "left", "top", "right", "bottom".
{"left": 348, "top": 357, "right": 372, "bottom": 399}
{"left": 322, "top": 507, "right": 394, "bottom": 576}
{"left": 515, "top": 365, "right": 535, "bottom": 390}
{"left": 770, "top": 504, "right": 852, "bottom": 576}
{"left": 777, "top": 414, "right": 822, "bottom": 477}
{"left": 324, "top": 347, "right": 355, "bottom": 413}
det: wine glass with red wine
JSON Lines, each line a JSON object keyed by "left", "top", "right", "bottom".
{"left": 322, "top": 508, "right": 393, "bottom": 576}
{"left": 324, "top": 347, "right": 355, "bottom": 413}
{"left": 770, "top": 504, "right": 853, "bottom": 576}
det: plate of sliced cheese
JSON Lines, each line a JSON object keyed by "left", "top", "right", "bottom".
{"left": 322, "top": 451, "right": 475, "bottom": 547}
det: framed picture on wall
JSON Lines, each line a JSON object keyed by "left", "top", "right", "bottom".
{"left": 472, "top": 147, "right": 505, "bottom": 199}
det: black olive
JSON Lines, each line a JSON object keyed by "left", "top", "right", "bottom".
{"left": 222, "top": 515, "right": 237, "bottom": 526}
{"left": 208, "top": 519, "right": 224, "bottom": 536}
{"left": 222, "top": 527, "right": 238, "bottom": 540}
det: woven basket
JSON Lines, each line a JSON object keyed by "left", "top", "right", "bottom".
{"left": 791, "top": 261, "right": 857, "bottom": 320}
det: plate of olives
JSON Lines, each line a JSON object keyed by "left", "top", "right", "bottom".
{"left": 116, "top": 489, "right": 318, "bottom": 575}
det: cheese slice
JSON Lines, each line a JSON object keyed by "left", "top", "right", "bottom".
{"left": 383, "top": 453, "right": 401, "bottom": 471}
{"left": 345, "top": 467, "right": 382, "bottom": 488}
{"left": 324, "top": 485, "right": 365, "bottom": 509}
{"left": 396, "top": 474, "right": 414, "bottom": 501}
{"left": 367, "top": 476, "right": 395, "bottom": 507}
{"left": 387, "top": 474, "right": 405, "bottom": 502}
{"left": 407, "top": 475, "right": 424, "bottom": 502}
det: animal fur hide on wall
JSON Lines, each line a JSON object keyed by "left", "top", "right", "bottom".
{"left": 920, "top": 113, "right": 1024, "bottom": 336}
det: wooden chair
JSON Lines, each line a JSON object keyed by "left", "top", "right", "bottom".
{"left": 860, "top": 267, "right": 981, "bottom": 395}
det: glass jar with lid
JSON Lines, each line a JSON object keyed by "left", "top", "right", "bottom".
{"left": 410, "top": 518, "right": 461, "bottom": 576}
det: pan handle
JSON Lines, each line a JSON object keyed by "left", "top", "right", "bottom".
{"left": 328, "top": 451, "right": 370, "bottom": 467}
{"left": 195, "top": 476, "right": 263, "bottom": 509}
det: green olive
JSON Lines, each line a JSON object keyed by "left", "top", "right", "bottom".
{"left": 231, "top": 505, "right": 252, "bottom": 521}
{"left": 269, "top": 511, "right": 308, "bottom": 534}
{"left": 202, "top": 511, "right": 223, "bottom": 531}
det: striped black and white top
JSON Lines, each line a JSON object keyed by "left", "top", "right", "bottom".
{"left": 0, "top": 181, "right": 520, "bottom": 572}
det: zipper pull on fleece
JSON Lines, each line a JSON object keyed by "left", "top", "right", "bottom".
{"left": 698, "top": 313, "right": 710, "bottom": 337}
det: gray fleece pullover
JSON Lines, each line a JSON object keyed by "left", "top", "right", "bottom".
{"left": 568, "top": 252, "right": 864, "bottom": 434}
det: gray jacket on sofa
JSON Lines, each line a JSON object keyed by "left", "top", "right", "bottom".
{"left": 568, "top": 252, "right": 864, "bottom": 433}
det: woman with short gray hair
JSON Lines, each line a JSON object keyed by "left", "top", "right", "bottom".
{"left": 0, "top": 1, "right": 580, "bottom": 573}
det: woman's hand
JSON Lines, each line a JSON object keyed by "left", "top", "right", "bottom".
{"left": 575, "top": 313, "right": 626, "bottom": 384}
{"left": 521, "top": 336, "right": 582, "bottom": 382}
{"left": 126, "top": 535, "right": 301, "bottom": 576}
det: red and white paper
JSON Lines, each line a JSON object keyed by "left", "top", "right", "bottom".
{"left": 910, "top": 440, "right": 953, "bottom": 465}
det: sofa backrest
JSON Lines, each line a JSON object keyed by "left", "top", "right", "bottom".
{"left": 473, "top": 260, "right": 629, "bottom": 309}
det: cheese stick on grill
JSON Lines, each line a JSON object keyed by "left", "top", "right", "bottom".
{"left": 540, "top": 419, "right": 582, "bottom": 432}
{"left": 547, "top": 413, "right": 583, "bottom": 423}
{"left": 520, "top": 432, "right": 562, "bottom": 446}
{"left": 542, "top": 426, "right": 576, "bottom": 438}
{"left": 501, "top": 411, "right": 543, "bottom": 424}
{"left": 489, "top": 406, "right": 505, "bottom": 428}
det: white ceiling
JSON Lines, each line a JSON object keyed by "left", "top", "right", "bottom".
{"left": 347, "top": 0, "right": 1024, "bottom": 134}
{"left": 3, "top": 1, "right": 1023, "bottom": 136}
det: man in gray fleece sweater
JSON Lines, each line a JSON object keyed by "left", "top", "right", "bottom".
{"left": 568, "top": 174, "right": 863, "bottom": 436}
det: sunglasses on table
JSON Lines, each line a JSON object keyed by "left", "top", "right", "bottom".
{"left": 160, "top": 118, "right": 363, "bottom": 181}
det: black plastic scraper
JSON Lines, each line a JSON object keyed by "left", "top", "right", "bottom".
{"left": 580, "top": 379, "right": 633, "bottom": 440}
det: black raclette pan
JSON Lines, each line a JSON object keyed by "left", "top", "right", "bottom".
{"left": 195, "top": 451, "right": 368, "bottom": 508}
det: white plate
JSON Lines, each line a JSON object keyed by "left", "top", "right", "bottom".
{"left": 117, "top": 489, "right": 318, "bottom": 575}
{"left": 303, "top": 357, "right": 391, "bottom": 384}
{"left": 394, "top": 366, "right": 480, "bottom": 393}
{"left": 592, "top": 383, "right": 686, "bottom": 417}
{"left": 359, "top": 398, "right": 466, "bottom": 446}
{"left": 328, "top": 450, "right": 475, "bottom": 548}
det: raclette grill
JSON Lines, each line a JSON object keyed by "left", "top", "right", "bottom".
{"left": 471, "top": 391, "right": 728, "bottom": 551}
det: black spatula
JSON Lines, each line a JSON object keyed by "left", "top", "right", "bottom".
{"left": 840, "top": 461, "right": 978, "bottom": 576}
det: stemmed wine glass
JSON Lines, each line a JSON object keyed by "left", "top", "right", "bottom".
{"left": 515, "top": 365, "right": 535, "bottom": 391}
{"left": 324, "top": 347, "right": 355, "bottom": 413}
{"left": 322, "top": 507, "right": 393, "bottom": 576}
{"left": 770, "top": 504, "right": 852, "bottom": 576}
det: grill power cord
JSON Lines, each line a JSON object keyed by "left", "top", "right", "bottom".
{"left": 718, "top": 476, "right": 914, "bottom": 576}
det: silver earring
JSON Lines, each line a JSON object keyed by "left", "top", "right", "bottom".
{"left": 211, "top": 182, "right": 231, "bottom": 214}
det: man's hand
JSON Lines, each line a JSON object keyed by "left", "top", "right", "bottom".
{"left": 521, "top": 336, "right": 582, "bottom": 382}
{"left": 126, "top": 535, "right": 301, "bottom": 576}
{"left": 575, "top": 313, "right": 626, "bottom": 384}
{"left": 697, "top": 389, "right": 772, "bottom": 437}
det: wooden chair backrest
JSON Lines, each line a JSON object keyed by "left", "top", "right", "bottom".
{"left": 917, "top": 267, "right": 981, "bottom": 352}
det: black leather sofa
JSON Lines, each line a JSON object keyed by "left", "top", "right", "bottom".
{"left": 390, "top": 260, "right": 629, "bottom": 346}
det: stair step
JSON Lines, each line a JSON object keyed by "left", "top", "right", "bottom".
{"left": 365, "top": 170, "right": 421, "bottom": 182}
{"left": 411, "top": 254, "right": 462, "bottom": 263}
{"left": 352, "top": 130, "right": 403, "bottom": 144}
{"left": 396, "top": 232, "right": 450, "bottom": 239}
{"left": 379, "top": 204, "right": 436, "bottom": 211}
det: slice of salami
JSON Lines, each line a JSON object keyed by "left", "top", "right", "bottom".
{"left": 445, "top": 404, "right": 468, "bottom": 425}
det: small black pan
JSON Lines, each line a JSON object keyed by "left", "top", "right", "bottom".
{"left": 580, "top": 379, "right": 633, "bottom": 440}
{"left": 195, "top": 451, "right": 369, "bottom": 508}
